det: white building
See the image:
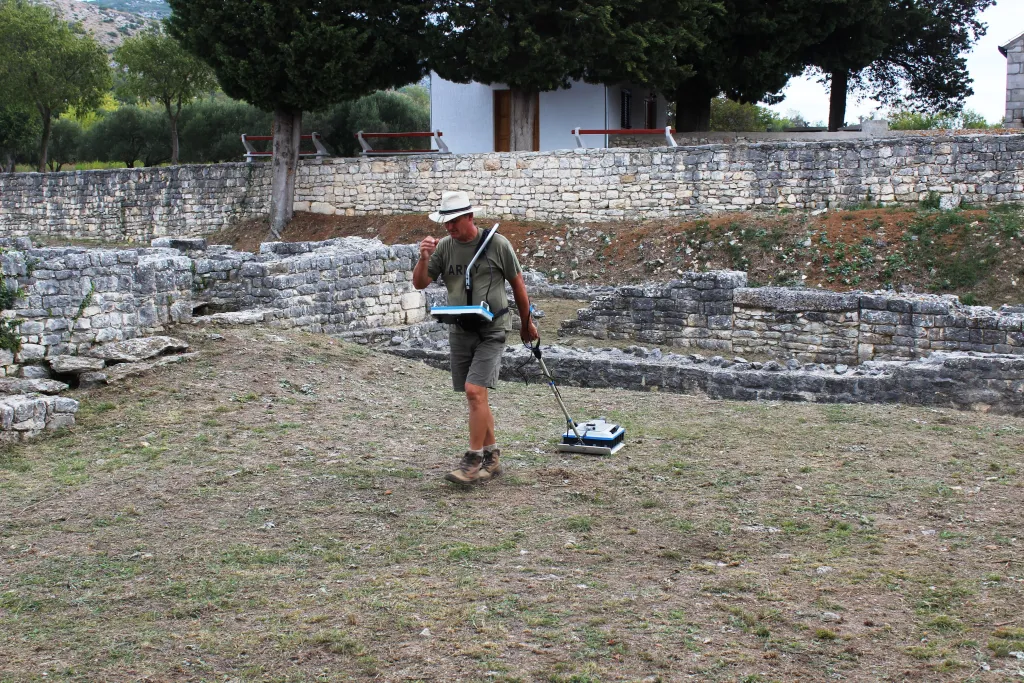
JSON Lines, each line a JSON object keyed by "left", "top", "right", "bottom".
{"left": 429, "top": 72, "right": 670, "bottom": 153}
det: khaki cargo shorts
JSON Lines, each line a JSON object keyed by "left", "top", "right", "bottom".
{"left": 449, "top": 328, "right": 508, "bottom": 391}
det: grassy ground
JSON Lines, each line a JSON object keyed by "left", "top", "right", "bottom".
{"left": 1, "top": 326, "right": 1023, "bottom": 682}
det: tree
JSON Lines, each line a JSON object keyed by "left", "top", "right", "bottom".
{"left": 803, "top": 0, "right": 993, "bottom": 130}
{"left": 114, "top": 29, "right": 217, "bottom": 165}
{"left": 311, "top": 90, "right": 430, "bottom": 157}
{"left": 888, "top": 108, "right": 993, "bottom": 130}
{"left": 81, "top": 106, "right": 171, "bottom": 168}
{"left": 0, "top": 0, "right": 111, "bottom": 172}
{"left": 167, "top": 0, "right": 431, "bottom": 238}
{"left": 708, "top": 97, "right": 794, "bottom": 132}
{"left": 46, "top": 119, "right": 84, "bottom": 171}
{"left": 669, "top": 0, "right": 840, "bottom": 132}
{"left": 176, "top": 97, "right": 274, "bottom": 163}
{"left": 432, "top": 0, "right": 712, "bottom": 149}
{"left": 0, "top": 101, "right": 40, "bottom": 172}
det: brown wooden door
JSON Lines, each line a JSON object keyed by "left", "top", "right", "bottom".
{"left": 494, "top": 90, "right": 540, "bottom": 151}
{"left": 494, "top": 90, "right": 511, "bottom": 152}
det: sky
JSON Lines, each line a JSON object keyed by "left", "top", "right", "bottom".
{"left": 766, "top": 0, "right": 1024, "bottom": 126}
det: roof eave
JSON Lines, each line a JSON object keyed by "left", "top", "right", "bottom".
{"left": 999, "top": 30, "right": 1024, "bottom": 56}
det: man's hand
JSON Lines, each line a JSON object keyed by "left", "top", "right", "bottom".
{"left": 413, "top": 235, "right": 439, "bottom": 290}
{"left": 419, "top": 236, "right": 439, "bottom": 259}
{"left": 520, "top": 319, "right": 539, "bottom": 344}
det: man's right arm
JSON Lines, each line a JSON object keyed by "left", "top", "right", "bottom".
{"left": 412, "top": 236, "right": 438, "bottom": 290}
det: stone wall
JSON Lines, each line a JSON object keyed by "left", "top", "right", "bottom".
{"left": 559, "top": 272, "right": 746, "bottom": 351}
{"left": 193, "top": 238, "right": 426, "bottom": 333}
{"left": 0, "top": 236, "right": 426, "bottom": 377}
{"left": 561, "top": 278, "right": 1024, "bottom": 364}
{"left": 0, "top": 164, "right": 269, "bottom": 243}
{"left": 2, "top": 133, "right": 1022, "bottom": 242}
{"left": 0, "top": 238, "right": 195, "bottom": 374}
{"left": 732, "top": 288, "right": 861, "bottom": 364}
{"left": 0, "top": 394, "right": 79, "bottom": 442}
{"left": 390, "top": 343, "right": 1024, "bottom": 417}
{"left": 295, "top": 134, "right": 1024, "bottom": 221}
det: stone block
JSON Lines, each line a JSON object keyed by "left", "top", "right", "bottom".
{"left": 400, "top": 291, "right": 425, "bottom": 311}
{"left": 45, "top": 414, "right": 76, "bottom": 430}
{"left": 310, "top": 202, "right": 337, "bottom": 215}
{"left": 861, "top": 309, "right": 900, "bottom": 325}
{"left": 16, "top": 345, "right": 45, "bottom": 362}
{"left": 78, "top": 372, "right": 108, "bottom": 389}
{"left": 50, "top": 355, "right": 106, "bottom": 374}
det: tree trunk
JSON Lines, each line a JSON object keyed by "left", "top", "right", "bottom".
{"left": 166, "top": 102, "right": 180, "bottom": 165}
{"left": 674, "top": 78, "right": 715, "bottom": 132}
{"left": 2, "top": 152, "right": 12, "bottom": 173}
{"left": 509, "top": 88, "right": 537, "bottom": 151}
{"left": 269, "top": 107, "right": 302, "bottom": 239}
{"left": 828, "top": 70, "right": 849, "bottom": 132}
{"left": 37, "top": 108, "right": 52, "bottom": 173}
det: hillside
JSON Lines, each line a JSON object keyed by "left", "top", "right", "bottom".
{"left": 83, "top": 0, "right": 169, "bottom": 18}
{"left": 38, "top": 0, "right": 158, "bottom": 50}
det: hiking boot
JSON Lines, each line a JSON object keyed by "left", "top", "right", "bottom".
{"left": 445, "top": 450, "right": 483, "bottom": 484}
{"left": 478, "top": 448, "right": 503, "bottom": 481}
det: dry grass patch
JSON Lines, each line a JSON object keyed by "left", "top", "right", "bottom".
{"left": 1, "top": 326, "right": 1022, "bottom": 682}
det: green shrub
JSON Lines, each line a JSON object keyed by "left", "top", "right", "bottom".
{"left": 889, "top": 109, "right": 994, "bottom": 131}
{"left": 47, "top": 118, "right": 85, "bottom": 171}
{"left": 80, "top": 106, "right": 170, "bottom": 167}
{"left": 709, "top": 97, "right": 794, "bottom": 132}
{"left": 311, "top": 89, "right": 430, "bottom": 157}
{"left": 902, "top": 210, "right": 997, "bottom": 292}
{"left": 177, "top": 97, "right": 274, "bottom": 163}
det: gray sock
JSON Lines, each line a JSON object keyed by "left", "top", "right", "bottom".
{"left": 483, "top": 443, "right": 497, "bottom": 453}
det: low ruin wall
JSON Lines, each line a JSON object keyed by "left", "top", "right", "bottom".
{"left": 193, "top": 238, "right": 424, "bottom": 333}
{"left": 560, "top": 278, "right": 1024, "bottom": 364}
{"left": 390, "top": 344, "right": 1024, "bottom": 417}
{"left": 560, "top": 271, "right": 744, "bottom": 350}
{"left": 2, "top": 133, "right": 1022, "bottom": 242}
{"left": 1, "top": 234, "right": 1022, "bottom": 417}
{"left": 0, "top": 236, "right": 425, "bottom": 377}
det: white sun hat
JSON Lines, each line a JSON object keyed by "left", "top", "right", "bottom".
{"left": 428, "top": 190, "right": 482, "bottom": 223}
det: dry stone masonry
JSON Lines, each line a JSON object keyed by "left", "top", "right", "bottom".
{"left": 560, "top": 277, "right": 1024, "bottom": 364}
{"left": 0, "top": 236, "right": 427, "bottom": 439}
{"left": 0, "top": 164, "right": 269, "bottom": 242}
{"left": 1, "top": 233, "right": 1022, "bottom": 427}
{"left": 0, "top": 236, "right": 426, "bottom": 376}
{"left": 2, "top": 133, "right": 1022, "bottom": 241}
{"left": 390, "top": 343, "right": 1024, "bottom": 417}
{"left": 192, "top": 237, "right": 426, "bottom": 333}
{"left": 0, "top": 237, "right": 195, "bottom": 367}
{"left": 0, "top": 394, "right": 79, "bottom": 442}
{"left": 560, "top": 271, "right": 745, "bottom": 351}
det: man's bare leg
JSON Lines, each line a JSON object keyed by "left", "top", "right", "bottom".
{"left": 465, "top": 382, "right": 495, "bottom": 450}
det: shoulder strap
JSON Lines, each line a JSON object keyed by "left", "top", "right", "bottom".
{"left": 465, "top": 225, "right": 499, "bottom": 304}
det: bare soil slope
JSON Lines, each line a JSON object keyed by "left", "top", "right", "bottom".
{"left": 220, "top": 205, "right": 1024, "bottom": 307}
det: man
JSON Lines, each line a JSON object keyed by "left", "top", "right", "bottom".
{"left": 413, "top": 191, "right": 538, "bottom": 484}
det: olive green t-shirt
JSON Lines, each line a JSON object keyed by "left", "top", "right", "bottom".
{"left": 427, "top": 231, "right": 522, "bottom": 332}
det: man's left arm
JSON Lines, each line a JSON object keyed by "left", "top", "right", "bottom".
{"left": 508, "top": 273, "right": 538, "bottom": 343}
